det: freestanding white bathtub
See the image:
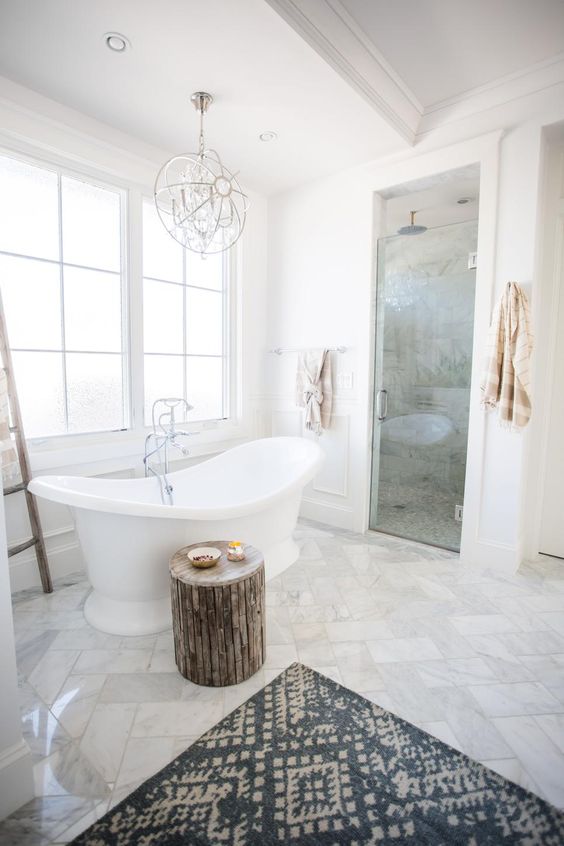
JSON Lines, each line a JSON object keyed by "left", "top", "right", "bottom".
{"left": 29, "top": 437, "right": 324, "bottom": 636}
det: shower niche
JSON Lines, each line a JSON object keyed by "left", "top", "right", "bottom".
{"left": 369, "top": 166, "right": 479, "bottom": 551}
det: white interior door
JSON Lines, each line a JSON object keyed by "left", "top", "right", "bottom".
{"left": 539, "top": 216, "right": 564, "bottom": 559}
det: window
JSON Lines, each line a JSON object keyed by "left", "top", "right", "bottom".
{"left": 142, "top": 200, "right": 227, "bottom": 425}
{"left": 0, "top": 151, "right": 232, "bottom": 444}
{"left": 0, "top": 154, "right": 127, "bottom": 438}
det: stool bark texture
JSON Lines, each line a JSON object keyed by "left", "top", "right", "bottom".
{"left": 170, "top": 541, "right": 265, "bottom": 686}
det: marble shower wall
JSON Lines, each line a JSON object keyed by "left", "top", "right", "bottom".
{"left": 371, "top": 220, "right": 478, "bottom": 548}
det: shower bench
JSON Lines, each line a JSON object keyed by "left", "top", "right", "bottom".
{"left": 170, "top": 541, "right": 266, "bottom": 686}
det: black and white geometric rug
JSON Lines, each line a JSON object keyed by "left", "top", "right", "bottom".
{"left": 72, "top": 663, "right": 564, "bottom": 845}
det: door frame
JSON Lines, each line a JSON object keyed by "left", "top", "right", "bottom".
{"left": 361, "top": 131, "right": 502, "bottom": 570}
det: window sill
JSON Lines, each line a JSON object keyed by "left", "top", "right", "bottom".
{"left": 28, "top": 418, "right": 251, "bottom": 474}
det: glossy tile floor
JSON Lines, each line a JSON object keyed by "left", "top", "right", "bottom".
{"left": 2, "top": 519, "right": 564, "bottom": 844}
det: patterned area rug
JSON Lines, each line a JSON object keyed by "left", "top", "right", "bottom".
{"left": 73, "top": 663, "right": 564, "bottom": 845}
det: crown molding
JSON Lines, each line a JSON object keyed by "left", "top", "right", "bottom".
{"left": 418, "top": 51, "right": 564, "bottom": 136}
{"left": 263, "top": 0, "right": 420, "bottom": 145}
{"left": 265, "top": 0, "right": 564, "bottom": 146}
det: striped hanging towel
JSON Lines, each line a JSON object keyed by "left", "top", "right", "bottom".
{"left": 480, "top": 281, "right": 533, "bottom": 430}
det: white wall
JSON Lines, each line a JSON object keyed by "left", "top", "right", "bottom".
{"left": 0, "top": 495, "right": 34, "bottom": 819}
{"left": 0, "top": 76, "right": 268, "bottom": 592}
{"left": 265, "top": 82, "right": 564, "bottom": 571}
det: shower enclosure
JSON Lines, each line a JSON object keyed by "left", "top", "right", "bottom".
{"left": 370, "top": 219, "right": 478, "bottom": 551}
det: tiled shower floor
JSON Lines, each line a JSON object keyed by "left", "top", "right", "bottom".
{"left": 374, "top": 479, "right": 463, "bottom": 549}
{"left": 2, "top": 520, "right": 564, "bottom": 844}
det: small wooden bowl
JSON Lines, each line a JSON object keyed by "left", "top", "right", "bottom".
{"left": 187, "top": 547, "right": 222, "bottom": 569}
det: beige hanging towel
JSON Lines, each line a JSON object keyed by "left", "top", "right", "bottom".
{"left": 295, "top": 349, "right": 333, "bottom": 435}
{"left": 0, "top": 369, "right": 18, "bottom": 484}
{"left": 480, "top": 281, "right": 533, "bottom": 430}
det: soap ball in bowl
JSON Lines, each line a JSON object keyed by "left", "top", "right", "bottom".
{"left": 187, "top": 547, "right": 222, "bottom": 569}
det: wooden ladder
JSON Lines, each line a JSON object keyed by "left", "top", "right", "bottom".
{"left": 0, "top": 291, "right": 52, "bottom": 593}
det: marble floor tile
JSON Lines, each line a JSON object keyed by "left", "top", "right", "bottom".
{"left": 493, "top": 715, "right": 564, "bottom": 807}
{"left": 497, "top": 630, "right": 564, "bottom": 656}
{"left": 415, "top": 657, "right": 498, "bottom": 688}
{"left": 28, "top": 651, "right": 81, "bottom": 705}
{"left": 377, "top": 663, "right": 445, "bottom": 723}
{"left": 131, "top": 699, "right": 223, "bottom": 739}
{"left": 110, "top": 737, "right": 178, "bottom": 808}
{"left": 325, "top": 620, "right": 394, "bottom": 642}
{"left": 5, "top": 516, "right": 564, "bottom": 845}
{"left": 533, "top": 713, "right": 564, "bottom": 755}
{"left": 263, "top": 643, "right": 299, "bottom": 669}
{"left": 448, "top": 614, "right": 521, "bottom": 636}
{"left": 366, "top": 636, "right": 443, "bottom": 663}
{"left": 34, "top": 742, "right": 109, "bottom": 802}
{"left": 466, "top": 682, "right": 564, "bottom": 717}
{"left": 0, "top": 795, "right": 94, "bottom": 846}
{"left": 50, "top": 629, "right": 121, "bottom": 651}
{"left": 537, "top": 611, "right": 564, "bottom": 636}
{"left": 22, "top": 705, "right": 72, "bottom": 762}
{"left": 98, "top": 672, "right": 185, "bottom": 704}
{"left": 79, "top": 703, "right": 137, "bottom": 781}
{"left": 296, "top": 638, "right": 336, "bottom": 667}
{"left": 51, "top": 675, "right": 107, "bottom": 739}
{"left": 72, "top": 649, "right": 152, "bottom": 675}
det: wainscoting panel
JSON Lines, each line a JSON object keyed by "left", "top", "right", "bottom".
{"left": 311, "top": 414, "right": 350, "bottom": 498}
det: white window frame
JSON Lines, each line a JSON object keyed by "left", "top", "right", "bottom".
{"left": 0, "top": 144, "right": 240, "bottom": 467}
{"left": 138, "top": 194, "right": 231, "bottom": 428}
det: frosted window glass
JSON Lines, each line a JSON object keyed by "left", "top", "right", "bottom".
{"left": 0, "top": 155, "right": 59, "bottom": 261}
{"left": 186, "top": 252, "right": 223, "bottom": 290}
{"left": 0, "top": 254, "right": 61, "bottom": 350}
{"left": 144, "top": 354, "right": 184, "bottom": 425}
{"left": 143, "top": 201, "right": 183, "bottom": 282}
{"left": 64, "top": 266, "right": 122, "bottom": 352}
{"left": 62, "top": 177, "right": 120, "bottom": 271}
{"left": 186, "top": 288, "right": 223, "bottom": 355}
{"left": 186, "top": 356, "right": 223, "bottom": 420}
{"left": 66, "top": 353, "right": 124, "bottom": 433}
{"left": 12, "top": 351, "right": 65, "bottom": 437}
{"left": 143, "top": 279, "right": 183, "bottom": 354}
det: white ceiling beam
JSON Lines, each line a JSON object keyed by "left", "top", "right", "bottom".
{"left": 264, "top": 0, "right": 422, "bottom": 145}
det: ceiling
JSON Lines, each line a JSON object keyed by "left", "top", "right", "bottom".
{"left": 0, "top": 0, "right": 403, "bottom": 195}
{"left": 0, "top": 1, "right": 563, "bottom": 195}
{"left": 339, "top": 0, "right": 564, "bottom": 107}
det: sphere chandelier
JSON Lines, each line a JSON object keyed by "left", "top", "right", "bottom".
{"left": 154, "top": 92, "right": 249, "bottom": 255}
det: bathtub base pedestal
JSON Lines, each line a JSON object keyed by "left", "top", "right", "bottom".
{"left": 84, "top": 590, "right": 172, "bottom": 636}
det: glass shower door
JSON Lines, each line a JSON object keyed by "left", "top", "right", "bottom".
{"left": 369, "top": 220, "right": 478, "bottom": 551}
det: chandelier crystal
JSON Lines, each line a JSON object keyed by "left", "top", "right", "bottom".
{"left": 154, "top": 92, "right": 249, "bottom": 255}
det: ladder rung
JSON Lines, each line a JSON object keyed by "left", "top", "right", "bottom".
{"left": 8, "top": 537, "right": 38, "bottom": 557}
{"left": 3, "top": 481, "right": 26, "bottom": 496}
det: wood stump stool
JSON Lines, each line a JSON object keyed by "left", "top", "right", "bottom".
{"left": 170, "top": 541, "right": 266, "bottom": 686}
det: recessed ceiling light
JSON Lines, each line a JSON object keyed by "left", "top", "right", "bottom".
{"left": 457, "top": 196, "right": 474, "bottom": 205}
{"left": 259, "top": 131, "right": 278, "bottom": 142}
{"left": 104, "top": 32, "right": 130, "bottom": 53}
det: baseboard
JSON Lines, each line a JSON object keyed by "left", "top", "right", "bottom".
{"left": 0, "top": 740, "right": 34, "bottom": 821}
{"left": 460, "top": 538, "right": 520, "bottom": 574}
{"left": 300, "top": 497, "right": 355, "bottom": 531}
{"left": 9, "top": 528, "right": 84, "bottom": 593}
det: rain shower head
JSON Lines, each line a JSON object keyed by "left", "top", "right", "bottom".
{"left": 398, "top": 210, "right": 427, "bottom": 236}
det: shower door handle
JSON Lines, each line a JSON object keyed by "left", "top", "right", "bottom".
{"left": 376, "top": 389, "right": 388, "bottom": 421}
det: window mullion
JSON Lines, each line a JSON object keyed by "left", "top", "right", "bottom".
{"left": 57, "top": 173, "right": 69, "bottom": 433}
{"left": 128, "top": 188, "right": 145, "bottom": 432}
